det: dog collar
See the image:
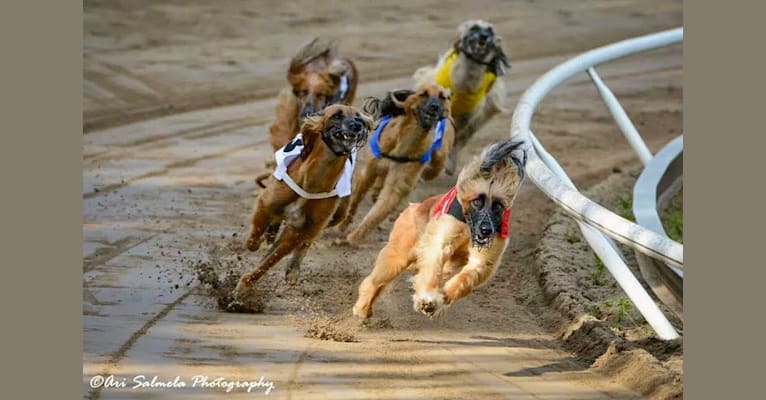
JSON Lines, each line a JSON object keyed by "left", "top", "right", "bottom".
{"left": 432, "top": 186, "right": 512, "bottom": 239}
{"left": 369, "top": 116, "right": 446, "bottom": 163}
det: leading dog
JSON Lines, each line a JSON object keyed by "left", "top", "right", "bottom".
{"left": 352, "top": 139, "right": 526, "bottom": 319}
{"left": 414, "top": 20, "right": 510, "bottom": 175}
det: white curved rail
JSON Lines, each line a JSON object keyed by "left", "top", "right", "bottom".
{"left": 510, "top": 28, "right": 683, "bottom": 340}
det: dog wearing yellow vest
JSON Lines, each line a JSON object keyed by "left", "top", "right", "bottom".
{"left": 414, "top": 20, "right": 510, "bottom": 175}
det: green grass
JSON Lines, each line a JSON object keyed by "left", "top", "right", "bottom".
{"left": 661, "top": 191, "right": 683, "bottom": 243}
{"left": 589, "top": 254, "right": 607, "bottom": 286}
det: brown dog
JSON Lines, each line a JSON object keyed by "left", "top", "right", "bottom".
{"left": 234, "top": 105, "right": 372, "bottom": 300}
{"left": 269, "top": 37, "right": 359, "bottom": 153}
{"left": 414, "top": 20, "right": 511, "bottom": 175}
{"left": 338, "top": 84, "right": 455, "bottom": 244}
{"left": 352, "top": 139, "right": 526, "bottom": 319}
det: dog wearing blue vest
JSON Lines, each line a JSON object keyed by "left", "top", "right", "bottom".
{"left": 352, "top": 139, "right": 527, "bottom": 320}
{"left": 232, "top": 105, "right": 372, "bottom": 304}
{"left": 337, "top": 84, "right": 455, "bottom": 245}
{"left": 414, "top": 20, "right": 511, "bottom": 176}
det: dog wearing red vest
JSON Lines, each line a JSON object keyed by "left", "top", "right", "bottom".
{"left": 352, "top": 139, "right": 526, "bottom": 319}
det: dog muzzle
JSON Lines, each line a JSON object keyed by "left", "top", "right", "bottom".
{"left": 323, "top": 117, "right": 369, "bottom": 156}
{"left": 466, "top": 207, "right": 512, "bottom": 247}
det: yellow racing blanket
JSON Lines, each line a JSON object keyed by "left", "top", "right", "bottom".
{"left": 434, "top": 50, "right": 496, "bottom": 117}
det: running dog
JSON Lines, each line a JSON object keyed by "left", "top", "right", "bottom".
{"left": 270, "top": 37, "right": 359, "bottom": 151}
{"left": 256, "top": 38, "right": 359, "bottom": 187}
{"left": 338, "top": 84, "right": 455, "bottom": 245}
{"left": 235, "top": 105, "right": 372, "bottom": 299}
{"left": 414, "top": 20, "right": 510, "bottom": 175}
{"left": 352, "top": 139, "right": 527, "bottom": 319}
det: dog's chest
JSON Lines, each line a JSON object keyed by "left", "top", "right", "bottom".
{"left": 435, "top": 54, "right": 495, "bottom": 116}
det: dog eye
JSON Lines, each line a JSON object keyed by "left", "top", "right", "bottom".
{"left": 492, "top": 201, "right": 504, "bottom": 212}
{"left": 419, "top": 91, "right": 428, "bottom": 98}
{"left": 471, "top": 195, "right": 484, "bottom": 208}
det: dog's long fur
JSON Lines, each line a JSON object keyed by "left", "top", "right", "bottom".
{"left": 236, "top": 105, "right": 371, "bottom": 295}
{"left": 414, "top": 20, "right": 510, "bottom": 175}
{"left": 352, "top": 139, "right": 526, "bottom": 319}
{"left": 338, "top": 84, "right": 455, "bottom": 244}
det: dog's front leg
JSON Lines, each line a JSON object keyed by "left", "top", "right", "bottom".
{"left": 337, "top": 158, "right": 377, "bottom": 232}
{"left": 353, "top": 205, "right": 420, "bottom": 319}
{"left": 246, "top": 187, "right": 293, "bottom": 251}
{"left": 442, "top": 240, "right": 507, "bottom": 305}
{"left": 411, "top": 218, "right": 463, "bottom": 317}
{"left": 237, "top": 221, "right": 309, "bottom": 293}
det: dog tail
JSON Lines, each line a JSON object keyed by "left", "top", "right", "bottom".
{"left": 478, "top": 139, "right": 527, "bottom": 179}
{"left": 361, "top": 97, "right": 383, "bottom": 120}
{"left": 362, "top": 90, "right": 410, "bottom": 120}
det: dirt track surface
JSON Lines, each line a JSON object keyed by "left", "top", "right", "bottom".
{"left": 83, "top": 1, "right": 682, "bottom": 398}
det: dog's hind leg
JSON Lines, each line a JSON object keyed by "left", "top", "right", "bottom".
{"left": 284, "top": 242, "right": 310, "bottom": 285}
{"left": 369, "top": 175, "right": 385, "bottom": 203}
{"left": 263, "top": 222, "right": 282, "bottom": 245}
{"left": 327, "top": 197, "right": 349, "bottom": 228}
{"left": 338, "top": 159, "right": 378, "bottom": 232}
{"left": 346, "top": 166, "right": 419, "bottom": 244}
{"left": 353, "top": 206, "right": 419, "bottom": 319}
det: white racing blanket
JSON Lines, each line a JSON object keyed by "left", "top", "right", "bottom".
{"left": 272, "top": 133, "right": 356, "bottom": 199}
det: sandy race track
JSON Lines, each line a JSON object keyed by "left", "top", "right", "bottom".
{"left": 83, "top": 1, "right": 682, "bottom": 398}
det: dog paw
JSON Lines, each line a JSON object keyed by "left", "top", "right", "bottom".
{"left": 413, "top": 291, "right": 445, "bottom": 318}
{"left": 245, "top": 236, "right": 260, "bottom": 252}
{"left": 284, "top": 271, "right": 299, "bottom": 286}
{"left": 352, "top": 303, "right": 372, "bottom": 319}
{"left": 332, "top": 238, "right": 356, "bottom": 247}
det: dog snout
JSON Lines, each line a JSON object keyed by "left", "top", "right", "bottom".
{"left": 344, "top": 118, "right": 364, "bottom": 134}
{"left": 425, "top": 98, "right": 444, "bottom": 116}
{"left": 299, "top": 102, "right": 315, "bottom": 118}
{"left": 478, "top": 221, "right": 494, "bottom": 238}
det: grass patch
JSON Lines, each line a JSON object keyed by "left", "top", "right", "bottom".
{"left": 661, "top": 190, "right": 683, "bottom": 243}
{"left": 589, "top": 254, "right": 607, "bottom": 286}
{"left": 618, "top": 196, "right": 634, "bottom": 221}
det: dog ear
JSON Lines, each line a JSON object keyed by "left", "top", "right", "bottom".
{"left": 491, "top": 37, "right": 511, "bottom": 76}
{"left": 298, "top": 112, "right": 325, "bottom": 159}
{"left": 289, "top": 37, "right": 337, "bottom": 74}
{"left": 389, "top": 89, "right": 413, "bottom": 108}
{"left": 328, "top": 59, "right": 348, "bottom": 83}
{"left": 478, "top": 139, "right": 527, "bottom": 179}
{"left": 453, "top": 20, "right": 473, "bottom": 52}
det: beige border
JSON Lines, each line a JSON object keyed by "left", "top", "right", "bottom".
{"left": 0, "top": 1, "right": 82, "bottom": 398}
{"left": 685, "top": 1, "right": 765, "bottom": 399}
